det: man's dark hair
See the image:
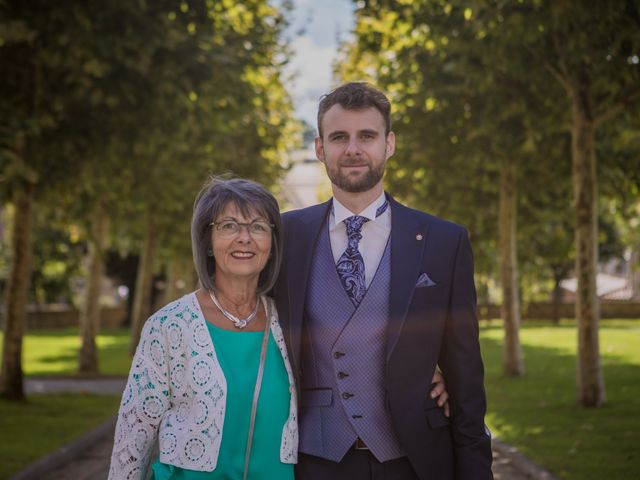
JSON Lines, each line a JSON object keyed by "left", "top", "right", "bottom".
{"left": 317, "top": 82, "right": 392, "bottom": 138}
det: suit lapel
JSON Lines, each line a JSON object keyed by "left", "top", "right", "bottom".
{"left": 286, "top": 200, "right": 331, "bottom": 368}
{"left": 386, "top": 197, "right": 430, "bottom": 360}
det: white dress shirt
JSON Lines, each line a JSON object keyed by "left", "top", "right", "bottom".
{"left": 330, "top": 192, "right": 391, "bottom": 288}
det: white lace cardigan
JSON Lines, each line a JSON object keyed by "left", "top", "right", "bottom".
{"left": 109, "top": 292, "right": 298, "bottom": 479}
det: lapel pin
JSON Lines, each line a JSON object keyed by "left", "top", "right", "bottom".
{"left": 416, "top": 234, "right": 423, "bottom": 241}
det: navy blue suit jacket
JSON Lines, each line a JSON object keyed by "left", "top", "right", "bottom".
{"left": 274, "top": 195, "right": 493, "bottom": 480}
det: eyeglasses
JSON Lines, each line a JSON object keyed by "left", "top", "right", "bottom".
{"left": 210, "top": 219, "right": 274, "bottom": 238}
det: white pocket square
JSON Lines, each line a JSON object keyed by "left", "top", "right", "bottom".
{"left": 416, "top": 272, "right": 437, "bottom": 288}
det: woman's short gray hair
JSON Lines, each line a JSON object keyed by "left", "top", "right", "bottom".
{"left": 191, "top": 176, "right": 282, "bottom": 295}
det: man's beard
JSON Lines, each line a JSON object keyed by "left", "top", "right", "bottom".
{"left": 324, "top": 157, "right": 386, "bottom": 193}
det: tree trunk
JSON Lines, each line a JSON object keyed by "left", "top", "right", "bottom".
{"left": 78, "top": 206, "right": 110, "bottom": 374}
{"left": 571, "top": 82, "right": 604, "bottom": 407}
{"left": 0, "top": 183, "right": 34, "bottom": 400}
{"left": 551, "top": 267, "right": 564, "bottom": 325}
{"left": 0, "top": 207, "right": 5, "bottom": 243}
{"left": 499, "top": 159, "right": 524, "bottom": 376}
{"left": 129, "top": 214, "right": 157, "bottom": 355}
{"left": 630, "top": 249, "right": 639, "bottom": 301}
{"left": 164, "top": 256, "right": 195, "bottom": 305}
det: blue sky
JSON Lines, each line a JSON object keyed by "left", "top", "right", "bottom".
{"left": 283, "top": 0, "right": 355, "bottom": 128}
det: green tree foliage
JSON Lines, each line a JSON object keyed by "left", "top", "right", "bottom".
{"left": 339, "top": 0, "right": 640, "bottom": 404}
{"left": 507, "top": 0, "right": 640, "bottom": 407}
{"left": 29, "top": 213, "right": 83, "bottom": 304}
{"left": 1, "top": 0, "right": 296, "bottom": 394}
{"left": 120, "top": 0, "right": 296, "bottom": 354}
{"left": 0, "top": 0, "right": 98, "bottom": 399}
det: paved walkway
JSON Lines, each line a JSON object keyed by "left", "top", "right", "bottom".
{"left": 38, "top": 435, "right": 114, "bottom": 480}
{"left": 14, "top": 378, "right": 558, "bottom": 480}
{"left": 25, "top": 376, "right": 127, "bottom": 395}
{"left": 35, "top": 432, "right": 541, "bottom": 480}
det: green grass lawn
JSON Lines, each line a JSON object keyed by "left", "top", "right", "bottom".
{"left": 481, "top": 319, "right": 640, "bottom": 480}
{"left": 0, "top": 328, "right": 130, "bottom": 477}
{"left": 0, "top": 327, "right": 132, "bottom": 376}
{"left": 0, "top": 393, "right": 121, "bottom": 478}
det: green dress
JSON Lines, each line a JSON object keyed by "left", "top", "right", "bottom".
{"left": 150, "top": 321, "right": 294, "bottom": 480}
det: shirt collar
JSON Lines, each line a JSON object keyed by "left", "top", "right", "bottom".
{"left": 331, "top": 191, "right": 388, "bottom": 228}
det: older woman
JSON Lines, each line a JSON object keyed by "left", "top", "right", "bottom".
{"left": 109, "top": 178, "right": 296, "bottom": 479}
{"left": 109, "top": 177, "right": 448, "bottom": 479}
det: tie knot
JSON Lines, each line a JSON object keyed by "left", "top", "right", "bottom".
{"left": 343, "top": 215, "right": 368, "bottom": 237}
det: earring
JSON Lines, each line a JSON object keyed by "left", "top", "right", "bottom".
{"left": 207, "top": 248, "right": 213, "bottom": 257}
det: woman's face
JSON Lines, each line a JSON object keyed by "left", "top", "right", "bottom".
{"left": 210, "top": 203, "right": 273, "bottom": 287}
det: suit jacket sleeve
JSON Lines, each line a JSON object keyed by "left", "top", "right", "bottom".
{"left": 440, "top": 229, "right": 493, "bottom": 479}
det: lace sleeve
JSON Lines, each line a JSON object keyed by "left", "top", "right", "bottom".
{"left": 109, "top": 317, "right": 170, "bottom": 480}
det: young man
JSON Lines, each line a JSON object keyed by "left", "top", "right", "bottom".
{"left": 276, "top": 82, "right": 493, "bottom": 479}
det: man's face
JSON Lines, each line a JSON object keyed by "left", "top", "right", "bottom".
{"left": 315, "top": 105, "right": 395, "bottom": 194}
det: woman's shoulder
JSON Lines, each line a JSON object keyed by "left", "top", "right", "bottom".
{"left": 147, "top": 291, "right": 202, "bottom": 328}
{"left": 138, "top": 291, "right": 206, "bottom": 357}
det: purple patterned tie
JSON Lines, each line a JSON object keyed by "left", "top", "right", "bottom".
{"left": 336, "top": 201, "right": 389, "bottom": 307}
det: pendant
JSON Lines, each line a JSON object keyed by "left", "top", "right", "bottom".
{"left": 234, "top": 319, "right": 248, "bottom": 329}
{"left": 208, "top": 290, "right": 259, "bottom": 329}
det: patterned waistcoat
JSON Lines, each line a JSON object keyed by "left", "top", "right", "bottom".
{"left": 298, "top": 220, "right": 404, "bottom": 462}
